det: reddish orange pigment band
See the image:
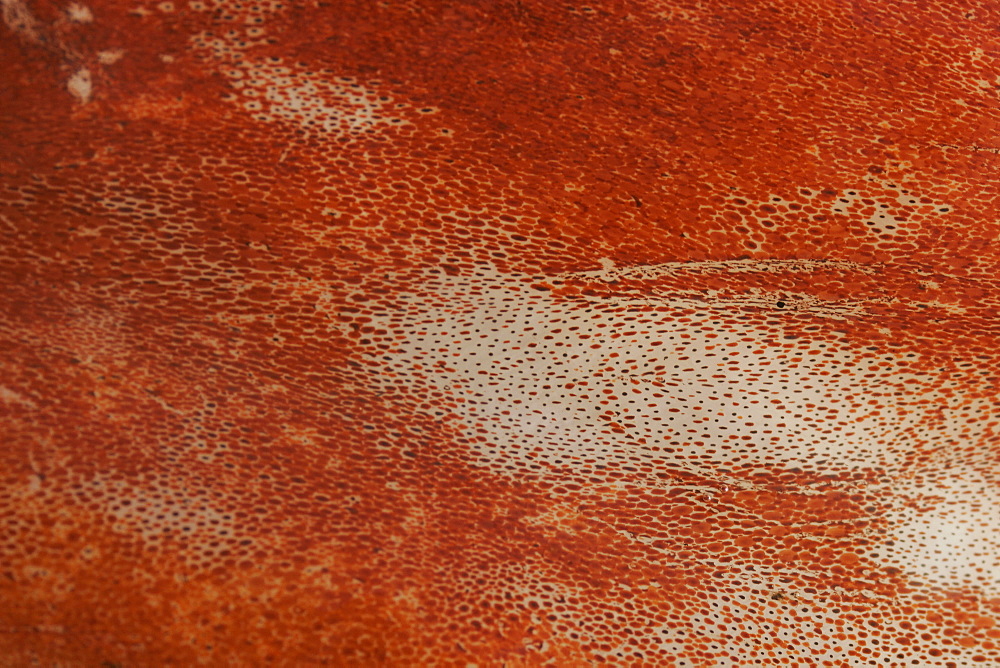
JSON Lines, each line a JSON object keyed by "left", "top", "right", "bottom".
{"left": 2, "top": 0, "right": 1000, "bottom": 665}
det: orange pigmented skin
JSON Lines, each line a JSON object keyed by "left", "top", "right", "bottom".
{"left": 2, "top": 0, "right": 1000, "bottom": 666}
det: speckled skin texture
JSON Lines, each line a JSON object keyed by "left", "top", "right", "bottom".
{"left": 2, "top": 0, "right": 1000, "bottom": 666}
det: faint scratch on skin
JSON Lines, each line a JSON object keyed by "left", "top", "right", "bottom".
{"left": 726, "top": 569, "right": 894, "bottom": 601}
{"left": 572, "top": 258, "right": 883, "bottom": 283}
{"left": 142, "top": 389, "right": 182, "bottom": 414}
{"left": 0, "top": 625, "right": 68, "bottom": 634}
{"left": 568, "top": 260, "right": 883, "bottom": 319}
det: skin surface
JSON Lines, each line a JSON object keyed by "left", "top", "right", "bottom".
{"left": 2, "top": 0, "right": 1000, "bottom": 665}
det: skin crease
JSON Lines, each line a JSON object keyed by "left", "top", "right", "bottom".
{"left": 2, "top": 0, "right": 1000, "bottom": 666}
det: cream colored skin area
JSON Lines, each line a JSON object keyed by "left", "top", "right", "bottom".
{"left": 367, "top": 264, "right": 1000, "bottom": 610}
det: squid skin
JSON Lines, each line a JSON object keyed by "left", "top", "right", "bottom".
{"left": 1, "top": 0, "right": 1000, "bottom": 666}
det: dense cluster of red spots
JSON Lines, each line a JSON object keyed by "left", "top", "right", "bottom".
{"left": 2, "top": 0, "right": 1000, "bottom": 665}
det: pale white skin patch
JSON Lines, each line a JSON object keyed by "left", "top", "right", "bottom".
{"left": 379, "top": 268, "right": 985, "bottom": 477}
{"left": 366, "top": 264, "right": 1000, "bottom": 602}
{"left": 98, "top": 49, "right": 124, "bottom": 65}
{"left": 882, "top": 474, "right": 1000, "bottom": 599}
{"left": 65, "top": 2, "right": 92, "bottom": 23}
{"left": 67, "top": 68, "right": 92, "bottom": 103}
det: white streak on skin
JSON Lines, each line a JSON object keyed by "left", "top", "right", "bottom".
{"left": 0, "top": 385, "right": 37, "bottom": 408}
{"left": 98, "top": 49, "right": 124, "bottom": 65}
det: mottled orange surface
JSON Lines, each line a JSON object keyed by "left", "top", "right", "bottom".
{"left": 2, "top": 0, "right": 1000, "bottom": 665}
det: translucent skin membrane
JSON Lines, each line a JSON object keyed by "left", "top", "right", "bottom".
{"left": 2, "top": 0, "right": 1000, "bottom": 665}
